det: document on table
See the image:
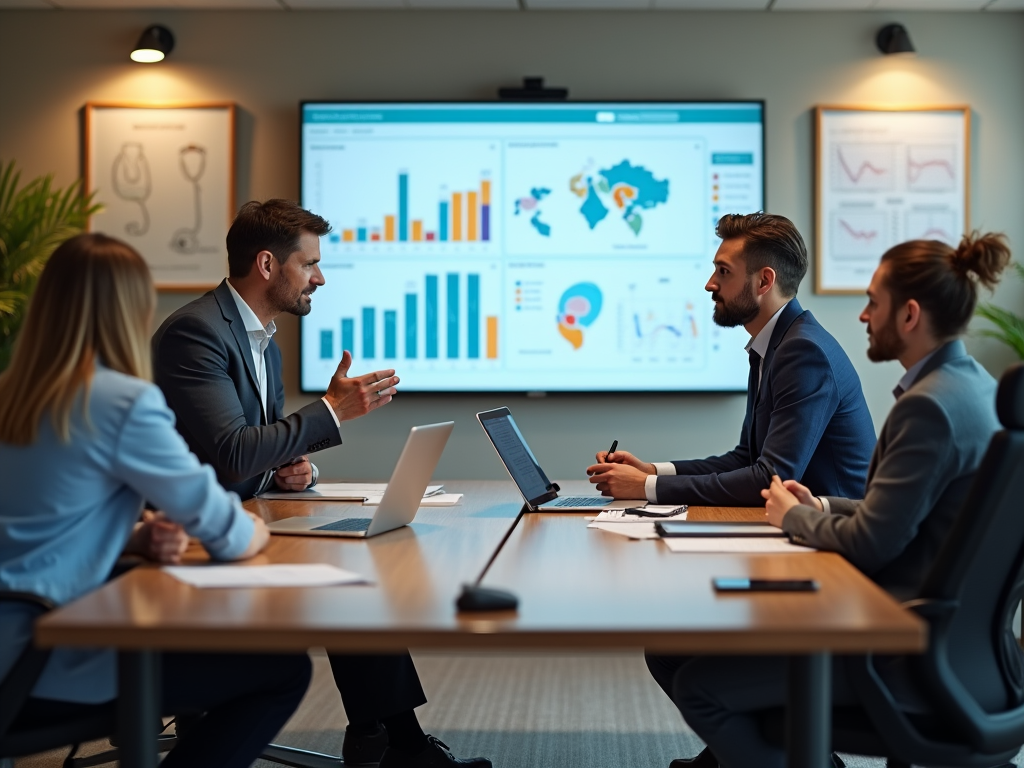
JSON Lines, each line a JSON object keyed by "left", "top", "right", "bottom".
{"left": 363, "top": 493, "right": 463, "bottom": 506}
{"left": 258, "top": 483, "right": 444, "bottom": 501}
{"left": 588, "top": 522, "right": 660, "bottom": 540}
{"left": 662, "top": 538, "right": 816, "bottom": 554}
{"left": 590, "top": 506, "right": 688, "bottom": 523}
{"left": 164, "top": 564, "right": 370, "bottom": 588}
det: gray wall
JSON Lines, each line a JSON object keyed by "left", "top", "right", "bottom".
{"left": 2, "top": 8, "right": 1022, "bottom": 481}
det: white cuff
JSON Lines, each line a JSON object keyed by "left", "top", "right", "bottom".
{"left": 653, "top": 462, "right": 677, "bottom": 476}
{"left": 818, "top": 496, "right": 830, "bottom": 514}
{"left": 311, "top": 462, "right": 319, "bottom": 486}
{"left": 644, "top": 474, "right": 660, "bottom": 503}
{"left": 321, "top": 396, "right": 342, "bottom": 436}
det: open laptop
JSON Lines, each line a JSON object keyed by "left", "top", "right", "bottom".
{"left": 477, "top": 407, "right": 646, "bottom": 512}
{"left": 267, "top": 421, "right": 454, "bottom": 538}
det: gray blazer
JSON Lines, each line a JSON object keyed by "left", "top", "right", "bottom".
{"left": 782, "top": 340, "right": 999, "bottom": 600}
{"left": 152, "top": 280, "right": 341, "bottom": 500}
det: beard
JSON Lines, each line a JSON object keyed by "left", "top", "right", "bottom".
{"left": 712, "top": 282, "right": 760, "bottom": 328}
{"left": 866, "top": 311, "right": 905, "bottom": 362}
{"left": 270, "top": 281, "right": 315, "bottom": 317}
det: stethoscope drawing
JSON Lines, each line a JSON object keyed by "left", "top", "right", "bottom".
{"left": 170, "top": 144, "right": 209, "bottom": 254}
{"left": 111, "top": 142, "right": 151, "bottom": 236}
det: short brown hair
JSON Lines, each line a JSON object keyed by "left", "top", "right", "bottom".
{"left": 881, "top": 232, "right": 1011, "bottom": 338}
{"left": 715, "top": 212, "right": 808, "bottom": 297}
{"left": 0, "top": 233, "right": 155, "bottom": 445}
{"left": 226, "top": 199, "right": 331, "bottom": 278}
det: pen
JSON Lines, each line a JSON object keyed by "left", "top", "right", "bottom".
{"left": 607, "top": 439, "right": 618, "bottom": 460}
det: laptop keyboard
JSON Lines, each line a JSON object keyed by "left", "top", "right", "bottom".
{"left": 548, "top": 497, "right": 614, "bottom": 507}
{"left": 312, "top": 518, "right": 373, "bottom": 532}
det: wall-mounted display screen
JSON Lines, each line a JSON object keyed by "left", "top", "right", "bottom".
{"left": 299, "top": 101, "right": 764, "bottom": 393}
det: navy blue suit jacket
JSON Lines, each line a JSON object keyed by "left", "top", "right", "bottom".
{"left": 655, "top": 299, "right": 876, "bottom": 506}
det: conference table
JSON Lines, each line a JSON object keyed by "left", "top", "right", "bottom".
{"left": 35, "top": 480, "right": 925, "bottom": 768}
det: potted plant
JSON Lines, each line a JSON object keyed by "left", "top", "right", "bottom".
{"left": 975, "top": 263, "right": 1024, "bottom": 361}
{"left": 0, "top": 160, "right": 100, "bottom": 370}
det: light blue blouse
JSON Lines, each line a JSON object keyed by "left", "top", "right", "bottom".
{"left": 0, "top": 364, "right": 254, "bottom": 703}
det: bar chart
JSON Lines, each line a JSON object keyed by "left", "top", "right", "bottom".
{"left": 311, "top": 263, "right": 501, "bottom": 373}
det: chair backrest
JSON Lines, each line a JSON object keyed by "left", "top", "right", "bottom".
{"left": 0, "top": 591, "right": 55, "bottom": 740}
{"left": 910, "top": 363, "right": 1024, "bottom": 749}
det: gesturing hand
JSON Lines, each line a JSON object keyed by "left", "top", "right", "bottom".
{"left": 761, "top": 475, "right": 803, "bottom": 528}
{"left": 586, "top": 462, "right": 649, "bottom": 499}
{"left": 324, "top": 351, "right": 400, "bottom": 423}
{"left": 128, "top": 511, "right": 190, "bottom": 564}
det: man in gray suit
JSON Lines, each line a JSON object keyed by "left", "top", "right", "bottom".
{"left": 664, "top": 232, "right": 1012, "bottom": 768}
{"left": 153, "top": 199, "right": 490, "bottom": 768}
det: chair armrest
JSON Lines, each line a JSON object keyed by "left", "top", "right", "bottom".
{"left": 0, "top": 591, "right": 56, "bottom": 739}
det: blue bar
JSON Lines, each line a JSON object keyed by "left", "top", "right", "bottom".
{"left": 357, "top": 227, "right": 367, "bottom": 242}
{"left": 320, "top": 329, "right": 333, "bottom": 360}
{"left": 467, "top": 274, "right": 480, "bottom": 359}
{"left": 405, "top": 294, "right": 417, "bottom": 359}
{"left": 384, "top": 311, "right": 397, "bottom": 359}
{"left": 426, "top": 276, "right": 438, "bottom": 359}
{"left": 305, "top": 104, "right": 763, "bottom": 125}
{"left": 447, "top": 273, "right": 459, "bottom": 360}
{"left": 362, "top": 307, "right": 375, "bottom": 359}
{"left": 712, "top": 153, "right": 755, "bottom": 165}
{"left": 399, "top": 173, "right": 409, "bottom": 242}
{"left": 341, "top": 318, "right": 354, "bottom": 354}
{"left": 439, "top": 201, "right": 449, "bottom": 242}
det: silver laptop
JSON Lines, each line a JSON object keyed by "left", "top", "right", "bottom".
{"left": 267, "top": 421, "right": 454, "bottom": 538}
{"left": 476, "top": 407, "right": 646, "bottom": 512}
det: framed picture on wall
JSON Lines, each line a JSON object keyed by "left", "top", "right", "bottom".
{"left": 84, "top": 102, "right": 236, "bottom": 291}
{"left": 814, "top": 105, "right": 970, "bottom": 295}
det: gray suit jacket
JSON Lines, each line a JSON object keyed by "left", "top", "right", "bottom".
{"left": 152, "top": 280, "right": 342, "bottom": 500}
{"left": 782, "top": 340, "right": 999, "bottom": 600}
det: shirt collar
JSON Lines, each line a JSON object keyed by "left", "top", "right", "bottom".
{"left": 226, "top": 280, "right": 276, "bottom": 338}
{"left": 896, "top": 347, "right": 941, "bottom": 397}
{"left": 744, "top": 301, "right": 790, "bottom": 359}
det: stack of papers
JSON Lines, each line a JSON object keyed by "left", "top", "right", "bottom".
{"left": 363, "top": 493, "right": 463, "bottom": 506}
{"left": 259, "top": 483, "right": 443, "bottom": 501}
{"left": 586, "top": 506, "right": 688, "bottom": 540}
{"left": 163, "top": 564, "right": 370, "bottom": 588}
{"left": 662, "top": 538, "right": 815, "bottom": 554}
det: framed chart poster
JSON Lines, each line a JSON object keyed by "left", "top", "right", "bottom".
{"left": 815, "top": 105, "right": 969, "bottom": 294}
{"left": 84, "top": 102, "right": 236, "bottom": 290}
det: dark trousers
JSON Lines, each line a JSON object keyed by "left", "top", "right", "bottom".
{"left": 327, "top": 652, "right": 427, "bottom": 724}
{"left": 22, "top": 651, "right": 311, "bottom": 768}
{"left": 649, "top": 653, "right": 858, "bottom": 768}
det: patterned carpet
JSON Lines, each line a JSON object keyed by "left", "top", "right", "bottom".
{"left": 13, "top": 651, "right": 1024, "bottom": 768}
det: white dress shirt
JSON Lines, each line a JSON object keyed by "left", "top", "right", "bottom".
{"left": 226, "top": 281, "right": 338, "bottom": 491}
{"left": 643, "top": 301, "right": 791, "bottom": 503}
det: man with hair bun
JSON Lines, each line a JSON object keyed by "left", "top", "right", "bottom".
{"left": 668, "top": 232, "right": 1012, "bottom": 768}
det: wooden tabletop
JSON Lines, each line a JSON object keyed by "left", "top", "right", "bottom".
{"left": 35, "top": 481, "right": 925, "bottom": 655}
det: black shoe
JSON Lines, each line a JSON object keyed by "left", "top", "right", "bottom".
{"left": 378, "top": 735, "right": 491, "bottom": 768}
{"left": 343, "top": 723, "right": 389, "bottom": 765}
{"left": 669, "top": 747, "right": 718, "bottom": 768}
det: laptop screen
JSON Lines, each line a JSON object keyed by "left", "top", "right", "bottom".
{"left": 478, "top": 408, "right": 556, "bottom": 505}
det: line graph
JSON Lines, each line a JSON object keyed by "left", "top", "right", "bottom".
{"left": 831, "top": 144, "right": 895, "bottom": 192}
{"left": 831, "top": 211, "right": 887, "bottom": 259}
{"left": 907, "top": 145, "right": 956, "bottom": 192}
{"left": 906, "top": 210, "right": 958, "bottom": 245}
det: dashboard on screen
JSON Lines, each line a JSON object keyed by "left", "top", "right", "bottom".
{"left": 299, "top": 101, "right": 764, "bottom": 393}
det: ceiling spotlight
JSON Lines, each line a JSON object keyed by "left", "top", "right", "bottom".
{"left": 876, "top": 24, "right": 915, "bottom": 56}
{"left": 131, "top": 25, "right": 175, "bottom": 63}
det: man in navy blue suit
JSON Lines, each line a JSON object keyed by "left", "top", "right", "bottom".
{"left": 586, "top": 211, "right": 875, "bottom": 508}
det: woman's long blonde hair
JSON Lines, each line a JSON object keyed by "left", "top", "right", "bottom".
{"left": 0, "top": 233, "right": 155, "bottom": 445}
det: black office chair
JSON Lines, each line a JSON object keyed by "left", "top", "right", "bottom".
{"left": 761, "top": 363, "right": 1024, "bottom": 767}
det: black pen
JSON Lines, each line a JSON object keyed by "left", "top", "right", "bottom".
{"left": 607, "top": 440, "right": 618, "bottom": 460}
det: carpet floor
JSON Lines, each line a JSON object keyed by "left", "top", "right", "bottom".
{"left": 12, "top": 651, "right": 1024, "bottom": 768}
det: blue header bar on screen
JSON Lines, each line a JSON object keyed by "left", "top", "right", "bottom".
{"left": 303, "top": 103, "right": 763, "bottom": 125}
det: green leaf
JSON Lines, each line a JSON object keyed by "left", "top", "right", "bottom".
{"left": 974, "top": 263, "right": 1024, "bottom": 360}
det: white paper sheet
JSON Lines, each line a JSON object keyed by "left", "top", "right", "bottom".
{"left": 587, "top": 522, "right": 660, "bottom": 540}
{"left": 662, "top": 538, "right": 816, "bottom": 554}
{"left": 258, "top": 483, "right": 443, "bottom": 501}
{"left": 590, "top": 506, "right": 688, "bottom": 523}
{"left": 362, "top": 493, "right": 463, "bottom": 506}
{"left": 163, "top": 564, "right": 370, "bottom": 588}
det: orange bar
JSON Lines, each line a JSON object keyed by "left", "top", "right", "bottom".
{"left": 481, "top": 179, "right": 491, "bottom": 206}
{"left": 452, "top": 193, "right": 463, "bottom": 241}
{"left": 467, "top": 191, "right": 478, "bottom": 241}
{"left": 412, "top": 220, "right": 423, "bottom": 241}
{"left": 342, "top": 230, "right": 355, "bottom": 242}
{"left": 384, "top": 216, "right": 396, "bottom": 242}
{"left": 486, "top": 316, "right": 498, "bottom": 359}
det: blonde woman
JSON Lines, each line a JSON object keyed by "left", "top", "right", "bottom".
{"left": 0, "top": 233, "right": 311, "bottom": 768}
